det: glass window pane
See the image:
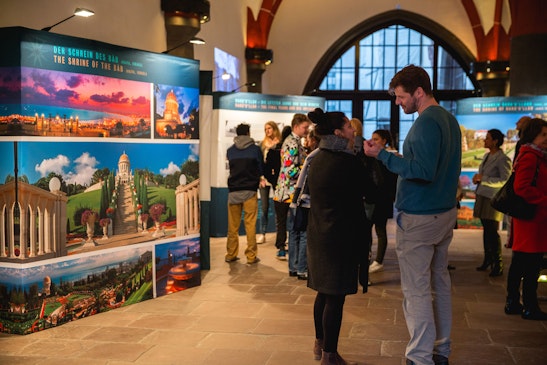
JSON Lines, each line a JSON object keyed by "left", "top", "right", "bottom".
{"left": 373, "top": 30, "right": 385, "bottom": 45}
{"left": 408, "top": 45, "right": 421, "bottom": 64}
{"left": 319, "top": 47, "right": 355, "bottom": 90}
{"left": 385, "top": 26, "right": 396, "bottom": 45}
{"left": 437, "top": 47, "right": 474, "bottom": 90}
{"left": 384, "top": 46, "right": 395, "bottom": 67}
{"left": 359, "top": 68, "right": 372, "bottom": 90}
{"left": 397, "top": 27, "right": 410, "bottom": 45}
{"left": 397, "top": 47, "right": 409, "bottom": 68}
{"left": 326, "top": 100, "right": 352, "bottom": 119}
{"left": 363, "top": 100, "right": 391, "bottom": 139}
{"left": 371, "top": 69, "right": 384, "bottom": 90}
{"left": 422, "top": 46, "right": 434, "bottom": 67}
{"left": 340, "top": 47, "right": 355, "bottom": 68}
{"left": 360, "top": 45, "right": 372, "bottom": 67}
{"left": 409, "top": 29, "right": 422, "bottom": 45}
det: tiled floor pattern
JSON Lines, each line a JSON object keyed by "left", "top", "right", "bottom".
{"left": 1, "top": 224, "right": 546, "bottom": 365}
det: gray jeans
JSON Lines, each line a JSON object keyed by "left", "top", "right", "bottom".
{"left": 396, "top": 208, "right": 457, "bottom": 365}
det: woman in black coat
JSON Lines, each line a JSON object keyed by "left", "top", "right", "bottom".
{"left": 306, "top": 108, "right": 376, "bottom": 365}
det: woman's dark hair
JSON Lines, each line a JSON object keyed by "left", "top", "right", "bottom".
{"left": 307, "top": 108, "right": 347, "bottom": 136}
{"left": 372, "top": 129, "right": 393, "bottom": 147}
{"left": 488, "top": 128, "right": 505, "bottom": 147}
{"left": 520, "top": 118, "right": 547, "bottom": 144}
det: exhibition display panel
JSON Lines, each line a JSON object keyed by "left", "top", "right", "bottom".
{"left": 0, "top": 27, "right": 201, "bottom": 334}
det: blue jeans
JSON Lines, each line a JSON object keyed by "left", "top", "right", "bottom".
{"left": 396, "top": 208, "right": 456, "bottom": 365}
{"left": 288, "top": 208, "right": 307, "bottom": 274}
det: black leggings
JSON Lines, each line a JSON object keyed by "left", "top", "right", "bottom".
{"left": 507, "top": 251, "right": 544, "bottom": 311}
{"left": 313, "top": 292, "right": 346, "bottom": 353}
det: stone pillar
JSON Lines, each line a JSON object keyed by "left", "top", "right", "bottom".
{"left": 509, "top": 34, "right": 547, "bottom": 96}
{"left": 245, "top": 48, "right": 273, "bottom": 93}
{"left": 161, "top": 0, "right": 210, "bottom": 59}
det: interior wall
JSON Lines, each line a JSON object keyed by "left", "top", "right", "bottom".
{"left": 0, "top": 0, "right": 476, "bottom": 96}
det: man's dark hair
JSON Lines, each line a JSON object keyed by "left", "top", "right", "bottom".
{"left": 236, "top": 123, "right": 250, "bottom": 136}
{"left": 389, "top": 64, "right": 433, "bottom": 96}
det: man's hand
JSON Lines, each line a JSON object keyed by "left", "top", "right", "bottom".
{"left": 364, "top": 139, "right": 381, "bottom": 158}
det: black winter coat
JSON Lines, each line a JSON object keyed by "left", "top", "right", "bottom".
{"left": 307, "top": 148, "right": 375, "bottom": 295}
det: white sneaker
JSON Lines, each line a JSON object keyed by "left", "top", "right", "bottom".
{"left": 257, "top": 234, "right": 265, "bottom": 244}
{"left": 369, "top": 261, "right": 384, "bottom": 273}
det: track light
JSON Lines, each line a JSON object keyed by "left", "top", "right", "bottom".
{"left": 231, "top": 82, "right": 256, "bottom": 93}
{"left": 41, "top": 8, "right": 94, "bottom": 32}
{"left": 214, "top": 72, "right": 231, "bottom": 81}
{"left": 162, "top": 37, "right": 206, "bottom": 54}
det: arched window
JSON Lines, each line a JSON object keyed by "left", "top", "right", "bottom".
{"left": 305, "top": 11, "right": 480, "bottom": 149}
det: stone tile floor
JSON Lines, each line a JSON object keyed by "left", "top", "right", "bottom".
{"left": 0, "top": 223, "right": 546, "bottom": 365}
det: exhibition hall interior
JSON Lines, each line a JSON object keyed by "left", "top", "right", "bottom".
{"left": 0, "top": 1, "right": 546, "bottom": 364}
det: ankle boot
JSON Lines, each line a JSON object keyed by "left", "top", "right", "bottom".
{"left": 320, "top": 351, "right": 356, "bottom": 365}
{"left": 489, "top": 261, "right": 503, "bottom": 277}
{"left": 313, "top": 339, "right": 323, "bottom": 360}
{"left": 476, "top": 258, "right": 491, "bottom": 271}
{"left": 504, "top": 298, "right": 524, "bottom": 315}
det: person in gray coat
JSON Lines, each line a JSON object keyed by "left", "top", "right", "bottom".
{"left": 306, "top": 108, "right": 376, "bottom": 365}
{"left": 472, "top": 128, "right": 512, "bottom": 276}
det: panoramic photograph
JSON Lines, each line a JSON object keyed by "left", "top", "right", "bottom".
{"left": 0, "top": 66, "right": 151, "bottom": 138}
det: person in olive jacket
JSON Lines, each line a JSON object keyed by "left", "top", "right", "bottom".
{"left": 306, "top": 108, "right": 376, "bottom": 365}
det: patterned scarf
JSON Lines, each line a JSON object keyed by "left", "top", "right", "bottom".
{"left": 318, "top": 134, "right": 353, "bottom": 154}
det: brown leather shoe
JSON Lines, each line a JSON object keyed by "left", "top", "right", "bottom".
{"left": 321, "top": 351, "right": 356, "bottom": 365}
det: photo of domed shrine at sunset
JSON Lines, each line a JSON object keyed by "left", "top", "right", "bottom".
{"left": 154, "top": 84, "right": 199, "bottom": 139}
{"left": 0, "top": 67, "right": 151, "bottom": 138}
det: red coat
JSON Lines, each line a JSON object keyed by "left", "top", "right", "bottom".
{"left": 512, "top": 145, "right": 547, "bottom": 253}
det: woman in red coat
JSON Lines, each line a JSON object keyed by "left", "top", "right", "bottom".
{"left": 505, "top": 118, "right": 547, "bottom": 320}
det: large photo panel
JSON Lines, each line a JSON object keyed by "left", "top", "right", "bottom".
{"left": 455, "top": 95, "right": 547, "bottom": 228}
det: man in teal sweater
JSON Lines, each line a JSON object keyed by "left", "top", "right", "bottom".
{"left": 364, "top": 65, "right": 461, "bottom": 365}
